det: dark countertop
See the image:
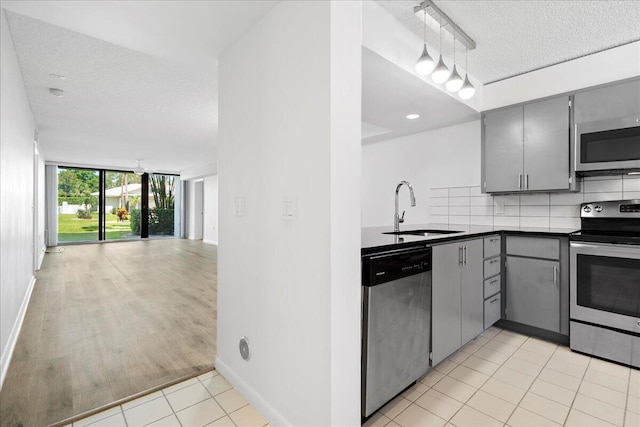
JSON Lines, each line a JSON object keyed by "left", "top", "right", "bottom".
{"left": 362, "top": 223, "right": 579, "bottom": 255}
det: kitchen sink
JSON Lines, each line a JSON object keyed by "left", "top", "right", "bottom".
{"left": 382, "top": 229, "right": 463, "bottom": 237}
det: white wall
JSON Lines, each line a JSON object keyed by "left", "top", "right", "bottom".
{"left": 202, "top": 175, "right": 218, "bottom": 245}
{"left": 181, "top": 162, "right": 217, "bottom": 181}
{"left": 184, "top": 179, "right": 203, "bottom": 240}
{"left": 217, "top": 1, "right": 361, "bottom": 426}
{"left": 361, "top": 120, "right": 480, "bottom": 227}
{"left": 0, "top": 8, "right": 38, "bottom": 390}
{"left": 36, "top": 153, "right": 45, "bottom": 268}
{"left": 483, "top": 41, "right": 640, "bottom": 110}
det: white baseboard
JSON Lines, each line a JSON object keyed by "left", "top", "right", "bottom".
{"left": 0, "top": 275, "right": 36, "bottom": 391}
{"left": 37, "top": 248, "right": 45, "bottom": 270}
{"left": 203, "top": 239, "right": 218, "bottom": 245}
{"left": 215, "top": 357, "right": 291, "bottom": 427}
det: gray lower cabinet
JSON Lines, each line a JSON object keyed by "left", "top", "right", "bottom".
{"left": 432, "top": 239, "right": 483, "bottom": 366}
{"left": 483, "top": 95, "right": 572, "bottom": 193}
{"left": 505, "top": 235, "right": 569, "bottom": 335}
{"left": 506, "top": 256, "right": 560, "bottom": 332}
{"left": 483, "top": 235, "right": 502, "bottom": 329}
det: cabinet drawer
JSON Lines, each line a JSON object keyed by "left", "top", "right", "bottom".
{"left": 484, "top": 275, "right": 500, "bottom": 298}
{"left": 506, "top": 236, "right": 559, "bottom": 260}
{"left": 484, "top": 294, "right": 501, "bottom": 329}
{"left": 484, "top": 235, "right": 501, "bottom": 258}
{"left": 484, "top": 256, "right": 501, "bottom": 278}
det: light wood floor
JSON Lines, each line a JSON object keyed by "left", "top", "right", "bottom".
{"left": 0, "top": 239, "right": 217, "bottom": 427}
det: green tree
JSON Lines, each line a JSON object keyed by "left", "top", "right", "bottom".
{"left": 58, "top": 169, "right": 99, "bottom": 197}
{"left": 150, "top": 175, "right": 175, "bottom": 209}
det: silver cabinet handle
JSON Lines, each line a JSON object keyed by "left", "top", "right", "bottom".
{"left": 490, "top": 279, "right": 498, "bottom": 285}
{"left": 459, "top": 246, "right": 463, "bottom": 265}
{"left": 490, "top": 297, "right": 499, "bottom": 304}
{"left": 553, "top": 265, "right": 558, "bottom": 285}
{"left": 489, "top": 259, "right": 499, "bottom": 264}
{"left": 489, "top": 237, "right": 499, "bottom": 242}
{"left": 525, "top": 174, "right": 529, "bottom": 189}
{"left": 463, "top": 246, "right": 467, "bottom": 266}
{"left": 518, "top": 173, "right": 522, "bottom": 189}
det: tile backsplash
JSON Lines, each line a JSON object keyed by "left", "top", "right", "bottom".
{"left": 430, "top": 174, "right": 640, "bottom": 230}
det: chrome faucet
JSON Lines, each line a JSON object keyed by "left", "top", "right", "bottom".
{"left": 394, "top": 181, "right": 416, "bottom": 232}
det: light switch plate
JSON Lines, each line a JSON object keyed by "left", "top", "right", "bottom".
{"left": 494, "top": 200, "right": 505, "bottom": 215}
{"left": 282, "top": 197, "right": 297, "bottom": 221}
{"left": 235, "top": 197, "right": 245, "bottom": 216}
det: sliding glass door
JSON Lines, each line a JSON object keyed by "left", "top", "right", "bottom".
{"left": 104, "top": 171, "right": 142, "bottom": 241}
{"left": 57, "top": 167, "right": 100, "bottom": 243}
{"left": 57, "top": 166, "right": 180, "bottom": 243}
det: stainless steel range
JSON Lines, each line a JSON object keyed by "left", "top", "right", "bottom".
{"left": 570, "top": 199, "right": 640, "bottom": 367}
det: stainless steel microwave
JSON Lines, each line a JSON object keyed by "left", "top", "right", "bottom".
{"left": 575, "top": 116, "right": 640, "bottom": 173}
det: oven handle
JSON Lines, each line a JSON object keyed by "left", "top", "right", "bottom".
{"left": 571, "top": 241, "right": 640, "bottom": 258}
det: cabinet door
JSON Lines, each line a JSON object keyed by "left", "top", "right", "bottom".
{"left": 574, "top": 79, "right": 640, "bottom": 124}
{"left": 461, "top": 239, "right": 484, "bottom": 344}
{"left": 506, "top": 256, "right": 560, "bottom": 333}
{"left": 484, "top": 106, "right": 524, "bottom": 192}
{"left": 524, "top": 96, "right": 570, "bottom": 191}
{"left": 432, "top": 242, "right": 462, "bottom": 365}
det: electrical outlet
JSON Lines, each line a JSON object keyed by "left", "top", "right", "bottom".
{"left": 495, "top": 200, "right": 505, "bottom": 215}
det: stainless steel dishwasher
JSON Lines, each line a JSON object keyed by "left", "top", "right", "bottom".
{"left": 362, "top": 246, "right": 432, "bottom": 418}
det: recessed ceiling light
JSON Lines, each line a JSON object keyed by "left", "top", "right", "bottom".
{"left": 49, "top": 73, "right": 66, "bottom": 80}
{"left": 406, "top": 114, "right": 420, "bottom": 120}
{"left": 49, "top": 88, "right": 64, "bottom": 97}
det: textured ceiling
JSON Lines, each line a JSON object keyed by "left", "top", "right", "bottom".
{"left": 362, "top": 47, "right": 479, "bottom": 144}
{"left": 376, "top": 0, "right": 640, "bottom": 84}
{"left": 5, "top": 11, "right": 219, "bottom": 173}
{"left": 2, "top": 1, "right": 277, "bottom": 174}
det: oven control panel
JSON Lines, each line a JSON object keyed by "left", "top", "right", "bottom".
{"left": 581, "top": 200, "right": 640, "bottom": 218}
{"left": 620, "top": 204, "right": 640, "bottom": 213}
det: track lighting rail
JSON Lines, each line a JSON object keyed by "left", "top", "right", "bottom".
{"left": 414, "top": 0, "right": 476, "bottom": 51}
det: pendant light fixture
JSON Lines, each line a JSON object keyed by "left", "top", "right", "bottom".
{"left": 458, "top": 46, "right": 476, "bottom": 100}
{"left": 415, "top": 9, "right": 435, "bottom": 76}
{"left": 431, "top": 18, "right": 450, "bottom": 84}
{"left": 445, "top": 32, "right": 464, "bottom": 92}
{"left": 133, "top": 159, "right": 145, "bottom": 176}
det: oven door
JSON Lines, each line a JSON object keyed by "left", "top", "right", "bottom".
{"left": 570, "top": 241, "right": 640, "bottom": 333}
{"left": 575, "top": 118, "right": 640, "bottom": 172}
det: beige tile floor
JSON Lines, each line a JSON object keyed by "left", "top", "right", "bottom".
{"left": 71, "top": 327, "right": 640, "bottom": 427}
{"left": 367, "top": 327, "right": 640, "bottom": 427}
{"left": 66, "top": 370, "right": 269, "bottom": 427}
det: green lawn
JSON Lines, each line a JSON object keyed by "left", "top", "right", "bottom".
{"left": 58, "top": 213, "right": 139, "bottom": 242}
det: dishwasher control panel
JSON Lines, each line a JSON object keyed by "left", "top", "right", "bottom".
{"left": 362, "top": 247, "right": 432, "bottom": 286}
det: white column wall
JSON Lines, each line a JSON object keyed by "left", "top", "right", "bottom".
{"left": 0, "top": 8, "right": 37, "bottom": 390}
{"left": 217, "top": 1, "right": 361, "bottom": 425}
{"left": 203, "top": 175, "right": 218, "bottom": 245}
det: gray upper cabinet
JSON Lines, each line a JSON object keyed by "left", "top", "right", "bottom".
{"left": 574, "top": 79, "right": 640, "bottom": 124}
{"left": 524, "top": 97, "right": 570, "bottom": 191}
{"left": 483, "top": 95, "right": 573, "bottom": 193}
{"left": 484, "top": 106, "right": 524, "bottom": 192}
